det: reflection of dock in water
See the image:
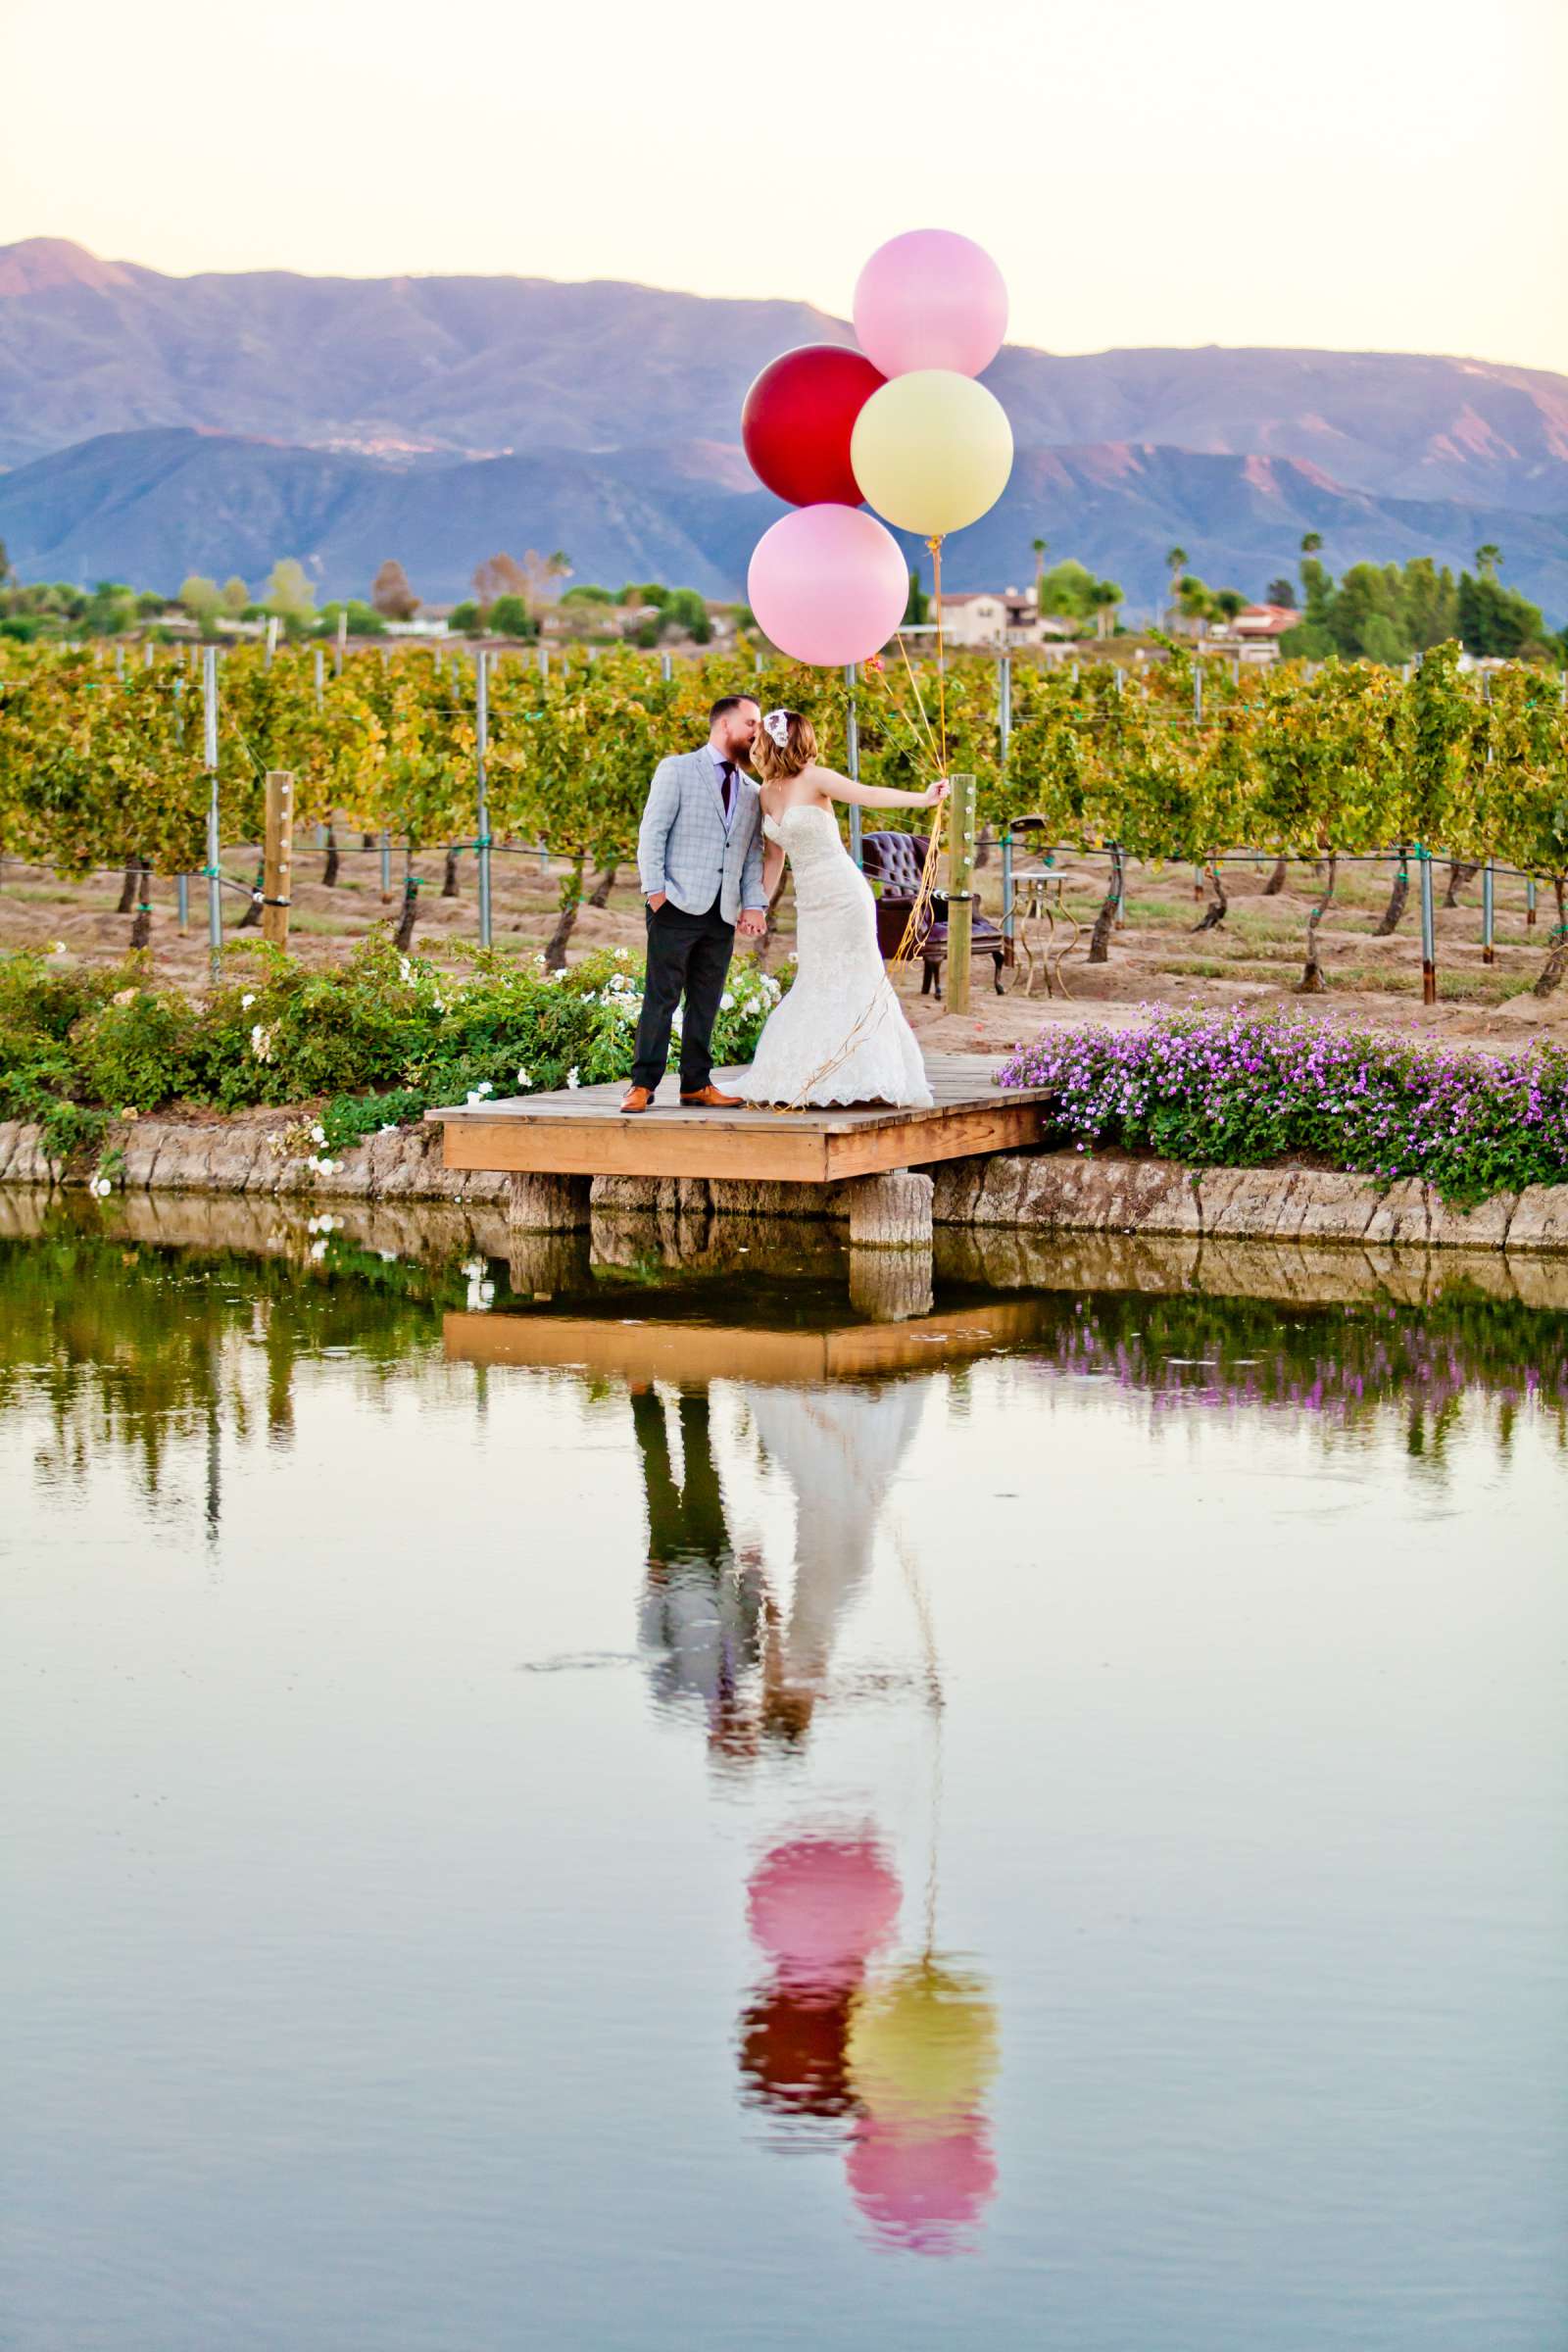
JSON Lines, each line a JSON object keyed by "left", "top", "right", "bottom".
{"left": 443, "top": 1296, "right": 1053, "bottom": 1384}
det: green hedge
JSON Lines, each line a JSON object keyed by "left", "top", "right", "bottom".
{"left": 0, "top": 932, "right": 786, "bottom": 1160}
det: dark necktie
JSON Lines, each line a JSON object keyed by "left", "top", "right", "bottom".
{"left": 718, "top": 760, "right": 736, "bottom": 828}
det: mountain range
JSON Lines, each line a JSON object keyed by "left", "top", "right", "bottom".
{"left": 2, "top": 237, "right": 1566, "bottom": 618}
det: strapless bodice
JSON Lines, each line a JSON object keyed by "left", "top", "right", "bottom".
{"left": 762, "top": 803, "right": 846, "bottom": 872}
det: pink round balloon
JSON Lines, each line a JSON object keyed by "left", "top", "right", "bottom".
{"left": 746, "top": 1835, "right": 903, "bottom": 1988}
{"left": 747, "top": 506, "right": 910, "bottom": 669}
{"left": 846, "top": 2118, "right": 999, "bottom": 2252}
{"left": 854, "top": 230, "right": 1008, "bottom": 380}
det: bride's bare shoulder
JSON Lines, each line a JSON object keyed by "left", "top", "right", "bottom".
{"left": 799, "top": 761, "right": 841, "bottom": 807}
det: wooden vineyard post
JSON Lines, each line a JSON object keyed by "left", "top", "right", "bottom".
{"left": 262, "top": 770, "right": 294, "bottom": 950}
{"left": 946, "top": 772, "right": 978, "bottom": 1015}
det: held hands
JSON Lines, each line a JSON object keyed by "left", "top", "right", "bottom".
{"left": 736, "top": 909, "right": 767, "bottom": 938}
{"left": 924, "top": 778, "right": 953, "bottom": 808}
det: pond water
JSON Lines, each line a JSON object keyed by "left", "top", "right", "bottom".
{"left": 2, "top": 1205, "right": 1566, "bottom": 2352}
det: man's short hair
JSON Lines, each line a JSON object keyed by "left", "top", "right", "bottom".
{"left": 710, "top": 693, "right": 760, "bottom": 724}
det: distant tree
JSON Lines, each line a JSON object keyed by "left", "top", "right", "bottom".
{"left": 449, "top": 600, "right": 482, "bottom": 636}
{"left": 1401, "top": 557, "right": 1458, "bottom": 649}
{"left": 520, "top": 547, "right": 572, "bottom": 612}
{"left": 487, "top": 594, "right": 537, "bottom": 640}
{"left": 371, "top": 559, "right": 419, "bottom": 620}
{"left": 81, "top": 580, "right": 135, "bottom": 635}
{"left": 562, "top": 583, "right": 615, "bottom": 606}
{"left": 0, "top": 537, "right": 10, "bottom": 585}
{"left": 1031, "top": 535, "right": 1048, "bottom": 612}
{"left": 1265, "top": 577, "right": 1297, "bottom": 610}
{"left": 904, "top": 567, "right": 929, "bottom": 626}
{"left": 1359, "top": 613, "right": 1406, "bottom": 666}
{"left": 220, "top": 575, "right": 250, "bottom": 616}
{"left": 1473, "top": 543, "right": 1502, "bottom": 579}
{"left": 1164, "top": 544, "right": 1188, "bottom": 620}
{"left": 1176, "top": 573, "right": 1215, "bottom": 630}
{"left": 1457, "top": 569, "right": 1545, "bottom": 659}
{"left": 1211, "top": 587, "right": 1247, "bottom": 623}
{"left": 1299, "top": 531, "right": 1323, "bottom": 557}
{"left": 662, "top": 587, "right": 711, "bottom": 644}
{"left": 265, "top": 558, "right": 316, "bottom": 625}
{"left": 1088, "top": 578, "right": 1123, "bottom": 637}
{"left": 472, "top": 553, "right": 529, "bottom": 612}
{"left": 472, "top": 548, "right": 570, "bottom": 621}
{"left": 134, "top": 590, "right": 167, "bottom": 618}
{"left": 1038, "top": 559, "right": 1098, "bottom": 621}
{"left": 317, "top": 598, "right": 385, "bottom": 638}
{"left": 178, "top": 573, "right": 222, "bottom": 632}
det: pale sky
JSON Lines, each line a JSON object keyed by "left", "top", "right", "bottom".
{"left": 3, "top": 0, "right": 1564, "bottom": 374}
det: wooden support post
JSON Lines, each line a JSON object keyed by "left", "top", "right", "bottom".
{"left": 945, "top": 771, "right": 978, "bottom": 1016}
{"left": 262, "top": 770, "right": 294, "bottom": 950}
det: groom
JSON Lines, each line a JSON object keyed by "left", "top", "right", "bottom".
{"left": 622, "top": 694, "right": 768, "bottom": 1113}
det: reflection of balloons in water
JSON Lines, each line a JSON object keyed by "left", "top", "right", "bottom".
{"left": 746, "top": 1835, "right": 903, "bottom": 1990}
{"left": 846, "top": 2117, "right": 998, "bottom": 2253}
{"left": 847, "top": 1958, "right": 1000, "bottom": 2131}
{"left": 738, "top": 1982, "right": 858, "bottom": 2123}
{"left": 747, "top": 506, "right": 910, "bottom": 668}
{"left": 853, "top": 229, "right": 1008, "bottom": 381}
{"left": 851, "top": 371, "right": 1014, "bottom": 540}
{"left": 845, "top": 1960, "right": 1002, "bottom": 2251}
{"left": 742, "top": 344, "right": 886, "bottom": 509}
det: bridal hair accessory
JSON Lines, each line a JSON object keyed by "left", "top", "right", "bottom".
{"left": 762, "top": 710, "right": 791, "bottom": 748}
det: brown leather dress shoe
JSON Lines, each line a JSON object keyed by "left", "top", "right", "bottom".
{"left": 620, "top": 1086, "right": 655, "bottom": 1113}
{"left": 680, "top": 1084, "right": 744, "bottom": 1108}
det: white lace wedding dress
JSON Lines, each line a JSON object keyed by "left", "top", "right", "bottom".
{"left": 736, "top": 805, "right": 932, "bottom": 1109}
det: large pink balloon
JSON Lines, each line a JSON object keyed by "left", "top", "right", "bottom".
{"left": 748, "top": 506, "right": 909, "bottom": 668}
{"left": 846, "top": 2119, "right": 999, "bottom": 2252}
{"left": 746, "top": 1835, "right": 902, "bottom": 1989}
{"left": 854, "top": 230, "right": 1008, "bottom": 379}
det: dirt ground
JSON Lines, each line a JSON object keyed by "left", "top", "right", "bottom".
{"left": 3, "top": 834, "right": 1563, "bottom": 1056}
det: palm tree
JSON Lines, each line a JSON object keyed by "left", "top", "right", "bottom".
{"left": 1474, "top": 543, "right": 1501, "bottom": 578}
{"left": 1164, "top": 545, "right": 1188, "bottom": 621}
{"left": 1300, "top": 531, "right": 1322, "bottom": 558}
{"left": 1031, "top": 537, "right": 1048, "bottom": 615}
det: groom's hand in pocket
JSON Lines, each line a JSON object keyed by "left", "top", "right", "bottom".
{"left": 647, "top": 891, "right": 667, "bottom": 913}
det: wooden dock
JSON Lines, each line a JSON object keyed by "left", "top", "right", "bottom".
{"left": 430, "top": 1054, "right": 1048, "bottom": 1184}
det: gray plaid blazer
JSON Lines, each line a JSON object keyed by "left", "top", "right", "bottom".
{"left": 637, "top": 747, "right": 765, "bottom": 924}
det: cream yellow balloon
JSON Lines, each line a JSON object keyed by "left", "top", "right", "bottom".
{"left": 851, "top": 370, "right": 1014, "bottom": 538}
{"left": 846, "top": 1960, "right": 1000, "bottom": 2130}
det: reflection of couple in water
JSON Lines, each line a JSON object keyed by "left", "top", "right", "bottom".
{"left": 633, "top": 1376, "right": 927, "bottom": 1759}
{"left": 631, "top": 1371, "right": 1000, "bottom": 2253}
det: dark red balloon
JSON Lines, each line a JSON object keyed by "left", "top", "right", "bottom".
{"left": 742, "top": 344, "right": 886, "bottom": 508}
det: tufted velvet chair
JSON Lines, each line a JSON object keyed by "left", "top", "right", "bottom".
{"left": 859, "top": 832, "right": 1007, "bottom": 999}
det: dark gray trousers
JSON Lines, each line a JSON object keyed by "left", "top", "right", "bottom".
{"left": 630, "top": 894, "right": 735, "bottom": 1093}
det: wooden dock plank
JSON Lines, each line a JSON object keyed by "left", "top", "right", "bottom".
{"left": 430, "top": 1054, "right": 1048, "bottom": 1184}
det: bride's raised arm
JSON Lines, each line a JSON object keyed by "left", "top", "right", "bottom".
{"left": 813, "top": 766, "right": 950, "bottom": 810}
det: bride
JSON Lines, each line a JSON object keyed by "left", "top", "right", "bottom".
{"left": 736, "top": 708, "right": 948, "bottom": 1110}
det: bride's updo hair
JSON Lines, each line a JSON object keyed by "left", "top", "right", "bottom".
{"left": 754, "top": 708, "right": 817, "bottom": 782}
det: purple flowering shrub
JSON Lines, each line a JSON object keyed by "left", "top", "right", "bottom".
{"left": 997, "top": 1007, "right": 1568, "bottom": 1207}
